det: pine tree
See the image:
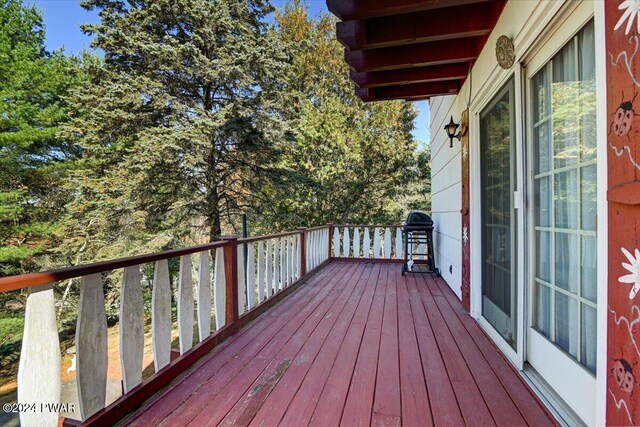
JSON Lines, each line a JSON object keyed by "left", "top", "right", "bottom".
{"left": 0, "top": 0, "right": 83, "bottom": 276}
{"left": 60, "top": 0, "right": 289, "bottom": 264}
{"left": 253, "top": 2, "right": 422, "bottom": 231}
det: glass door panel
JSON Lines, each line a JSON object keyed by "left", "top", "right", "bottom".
{"left": 480, "top": 78, "right": 517, "bottom": 349}
{"left": 530, "top": 21, "right": 597, "bottom": 374}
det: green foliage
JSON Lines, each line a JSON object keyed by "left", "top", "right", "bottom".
{"left": 58, "top": 0, "right": 291, "bottom": 267}
{"left": 250, "top": 2, "right": 428, "bottom": 232}
{"left": 0, "top": 0, "right": 84, "bottom": 277}
{"left": 0, "top": 315, "right": 23, "bottom": 363}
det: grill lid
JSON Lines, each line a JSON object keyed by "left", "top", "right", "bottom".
{"left": 405, "top": 210, "right": 433, "bottom": 227}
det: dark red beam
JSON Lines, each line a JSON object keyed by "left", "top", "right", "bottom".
{"left": 337, "top": 2, "right": 493, "bottom": 51}
{"left": 350, "top": 63, "right": 470, "bottom": 88}
{"left": 327, "top": 0, "right": 489, "bottom": 21}
{"left": 357, "top": 80, "right": 462, "bottom": 102}
{"left": 345, "top": 37, "right": 481, "bottom": 72}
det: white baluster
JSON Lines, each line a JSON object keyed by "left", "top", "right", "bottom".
{"left": 152, "top": 259, "right": 172, "bottom": 371}
{"left": 333, "top": 227, "right": 340, "bottom": 257}
{"left": 237, "top": 245, "right": 245, "bottom": 314}
{"left": 289, "top": 235, "right": 295, "bottom": 281}
{"left": 273, "top": 237, "right": 280, "bottom": 293}
{"left": 384, "top": 227, "right": 392, "bottom": 259}
{"left": 419, "top": 241, "right": 426, "bottom": 260}
{"left": 247, "top": 243, "right": 256, "bottom": 309}
{"left": 18, "top": 284, "right": 60, "bottom": 427}
{"left": 266, "top": 239, "right": 273, "bottom": 298}
{"left": 343, "top": 227, "right": 350, "bottom": 257}
{"left": 280, "top": 237, "right": 286, "bottom": 289}
{"left": 373, "top": 228, "right": 381, "bottom": 258}
{"left": 120, "top": 266, "right": 144, "bottom": 392}
{"left": 297, "top": 234, "right": 301, "bottom": 274}
{"left": 257, "top": 240, "right": 265, "bottom": 303}
{"left": 363, "top": 228, "right": 371, "bottom": 258}
{"left": 395, "top": 228, "right": 403, "bottom": 259}
{"left": 197, "top": 251, "right": 211, "bottom": 342}
{"left": 353, "top": 227, "right": 360, "bottom": 258}
{"left": 77, "top": 273, "right": 107, "bottom": 419}
{"left": 315, "top": 230, "right": 319, "bottom": 266}
{"left": 284, "top": 236, "right": 290, "bottom": 287}
{"left": 178, "top": 255, "right": 194, "bottom": 354}
{"left": 304, "top": 231, "right": 313, "bottom": 271}
{"left": 214, "top": 247, "right": 226, "bottom": 329}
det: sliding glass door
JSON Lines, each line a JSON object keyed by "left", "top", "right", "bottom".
{"left": 527, "top": 20, "right": 597, "bottom": 423}
{"left": 480, "top": 79, "right": 517, "bottom": 349}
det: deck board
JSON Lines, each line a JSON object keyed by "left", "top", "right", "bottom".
{"left": 122, "top": 261, "right": 558, "bottom": 427}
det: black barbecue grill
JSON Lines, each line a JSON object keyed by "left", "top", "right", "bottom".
{"left": 402, "top": 210, "right": 438, "bottom": 276}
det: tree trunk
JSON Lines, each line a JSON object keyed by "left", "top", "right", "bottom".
{"left": 209, "top": 189, "right": 222, "bottom": 241}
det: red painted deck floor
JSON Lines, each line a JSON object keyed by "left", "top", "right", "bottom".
{"left": 122, "top": 261, "right": 558, "bottom": 427}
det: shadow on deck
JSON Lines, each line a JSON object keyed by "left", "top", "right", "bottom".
{"left": 120, "top": 261, "right": 557, "bottom": 426}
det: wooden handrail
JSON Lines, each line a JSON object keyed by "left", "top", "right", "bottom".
{"left": 0, "top": 240, "right": 227, "bottom": 292}
{"left": 8, "top": 222, "right": 405, "bottom": 425}
{"left": 238, "top": 230, "right": 301, "bottom": 244}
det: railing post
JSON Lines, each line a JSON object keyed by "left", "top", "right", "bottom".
{"left": 297, "top": 227, "right": 307, "bottom": 277}
{"left": 327, "top": 223, "right": 333, "bottom": 261}
{"left": 222, "top": 235, "right": 239, "bottom": 330}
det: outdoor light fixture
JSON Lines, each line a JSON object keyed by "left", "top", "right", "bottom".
{"left": 444, "top": 115, "right": 461, "bottom": 148}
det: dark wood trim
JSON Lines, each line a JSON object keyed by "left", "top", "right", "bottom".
{"left": 365, "top": 80, "right": 462, "bottom": 102}
{"left": 350, "top": 63, "right": 469, "bottom": 88}
{"left": 0, "top": 240, "right": 227, "bottom": 292}
{"left": 298, "top": 227, "right": 307, "bottom": 277}
{"left": 345, "top": 37, "right": 480, "bottom": 72}
{"left": 337, "top": 2, "right": 493, "bottom": 51}
{"left": 222, "top": 235, "right": 240, "bottom": 329}
{"left": 327, "top": 0, "right": 489, "bottom": 21}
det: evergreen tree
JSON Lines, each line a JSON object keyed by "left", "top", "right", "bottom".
{"left": 0, "top": 0, "right": 82, "bottom": 277}
{"left": 252, "top": 2, "right": 423, "bottom": 231}
{"left": 59, "top": 0, "right": 288, "bottom": 264}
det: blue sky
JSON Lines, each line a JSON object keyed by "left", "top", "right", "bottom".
{"left": 30, "top": 0, "right": 429, "bottom": 144}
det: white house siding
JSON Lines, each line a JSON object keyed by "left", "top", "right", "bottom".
{"left": 429, "top": 0, "right": 554, "bottom": 300}
{"left": 430, "top": 95, "right": 462, "bottom": 298}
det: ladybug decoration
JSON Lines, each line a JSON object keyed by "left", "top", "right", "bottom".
{"left": 610, "top": 92, "right": 638, "bottom": 139}
{"left": 613, "top": 358, "right": 638, "bottom": 394}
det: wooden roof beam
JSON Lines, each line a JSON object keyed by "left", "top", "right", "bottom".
{"left": 360, "top": 80, "right": 463, "bottom": 102}
{"left": 327, "top": 0, "right": 489, "bottom": 21}
{"left": 350, "top": 63, "right": 470, "bottom": 88}
{"left": 345, "top": 37, "right": 481, "bottom": 72}
{"left": 337, "top": 2, "right": 493, "bottom": 51}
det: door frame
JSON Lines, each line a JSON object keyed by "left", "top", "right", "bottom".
{"left": 471, "top": 74, "right": 523, "bottom": 367}
{"left": 468, "top": 0, "right": 607, "bottom": 424}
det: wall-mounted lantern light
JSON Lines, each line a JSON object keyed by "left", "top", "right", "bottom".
{"left": 444, "top": 115, "right": 461, "bottom": 148}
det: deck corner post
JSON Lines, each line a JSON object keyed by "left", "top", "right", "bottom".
{"left": 327, "top": 223, "right": 333, "bottom": 260}
{"left": 297, "top": 227, "right": 307, "bottom": 278}
{"left": 221, "top": 235, "right": 239, "bottom": 330}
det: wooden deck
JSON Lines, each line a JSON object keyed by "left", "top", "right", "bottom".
{"left": 121, "top": 261, "right": 557, "bottom": 427}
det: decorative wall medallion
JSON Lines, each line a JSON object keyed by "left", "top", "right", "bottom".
{"left": 496, "top": 35, "right": 515, "bottom": 69}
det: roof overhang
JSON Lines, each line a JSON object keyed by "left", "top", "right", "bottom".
{"left": 327, "top": 0, "right": 508, "bottom": 101}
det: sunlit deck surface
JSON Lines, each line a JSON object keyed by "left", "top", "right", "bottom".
{"left": 121, "top": 261, "right": 557, "bottom": 427}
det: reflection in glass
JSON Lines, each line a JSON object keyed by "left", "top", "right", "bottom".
{"left": 531, "top": 22, "right": 597, "bottom": 372}
{"left": 481, "top": 79, "right": 516, "bottom": 349}
{"left": 556, "top": 292, "right": 578, "bottom": 358}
